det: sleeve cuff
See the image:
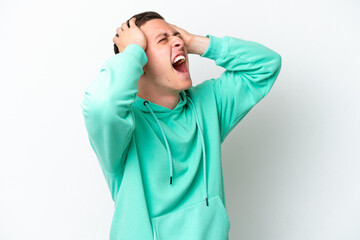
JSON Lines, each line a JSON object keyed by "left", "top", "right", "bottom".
{"left": 200, "top": 35, "right": 228, "bottom": 62}
{"left": 123, "top": 44, "right": 148, "bottom": 66}
{"left": 103, "top": 44, "right": 148, "bottom": 68}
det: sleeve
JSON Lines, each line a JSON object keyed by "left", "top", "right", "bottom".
{"left": 201, "top": 35, "right": 282, "bottom": 143}
{"left": 80, "top": 44, "right": 148, "bottom": 176}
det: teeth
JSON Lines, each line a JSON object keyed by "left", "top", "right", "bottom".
{"left": 173, "top": 55, "right": 185, "bottom": 64}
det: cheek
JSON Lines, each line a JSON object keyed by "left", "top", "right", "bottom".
{"left": 147, "top": 54, "right": 171, "bottom": 74}
{"left": 147, "top": 46, "right": 170, "bottom": 63}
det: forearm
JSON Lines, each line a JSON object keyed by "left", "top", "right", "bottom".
{"left": 188, "top": 35, "right": 210, "bottom": 55}
{"left": 203, "top": 35, "right": 281, "bottom": 73}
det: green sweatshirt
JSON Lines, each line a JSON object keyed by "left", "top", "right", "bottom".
{"left": 81, "top": 34, "right": 282, "bottom": 240}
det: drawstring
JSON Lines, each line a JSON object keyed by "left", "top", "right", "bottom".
{"left": 143, "top": 97, "right": 209, "bottom": 207}
{"left": 143, "top": 100, "right": 173, "bottom": 185}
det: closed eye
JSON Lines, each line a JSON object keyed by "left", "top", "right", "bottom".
{"left": 159, "top": 38, "right": 167, "bottom": 43}
{"left": 175, "top": 33, "right": 182, "bottom": 39}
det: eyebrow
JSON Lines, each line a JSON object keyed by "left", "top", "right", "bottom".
{"left": 156, "top": 31, "right": 181, "bottom": 40}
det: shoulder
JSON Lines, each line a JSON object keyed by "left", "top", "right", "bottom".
{"left": 186, "top": 79, "right": 215, "bottom": 98}
{"left": 185, "top": 79, "right": 218, "bottom": 112}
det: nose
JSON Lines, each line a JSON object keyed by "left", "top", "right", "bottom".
{"left": 171, "top": 36, "right": 184, "bottom": 49}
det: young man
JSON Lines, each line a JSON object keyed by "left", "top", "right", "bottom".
{"left": 81, "top": 11, "right": 282, "bottom": 240}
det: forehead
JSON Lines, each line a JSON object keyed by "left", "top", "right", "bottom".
{"left": 140, "top": 19, "right": 176, "bottom": 37}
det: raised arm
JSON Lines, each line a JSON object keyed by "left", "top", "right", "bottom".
{"left": 202, "top": 35, "right": 282, "bottom": 142}
{"left": 81, "top": 18, "right": 147, "bottom": 176}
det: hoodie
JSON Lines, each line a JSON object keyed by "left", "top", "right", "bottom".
{"left": 81, "top": 34, "right": 282, "bottom": 240}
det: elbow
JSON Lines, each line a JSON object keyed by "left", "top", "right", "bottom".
{"left": 274, "top": 53, "right": 282, "bottom": 71}
{"left": 275, "top": 53, "right": 282, "bottom": 70}
{"left": 267, "top": 52, "right": 282, "bottom": 76}
{"left": 262, "top": 53, "right": 282, "bottom": 98}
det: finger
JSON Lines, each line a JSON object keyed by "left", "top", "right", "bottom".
{"left": 121, "top": 22, "right": 128, "bottom": 30}
{"left": 128, "top": 17, "right": 136, "bottom": 27}
{"left": 116, "top": 27, "right": 123, "bottom": 35}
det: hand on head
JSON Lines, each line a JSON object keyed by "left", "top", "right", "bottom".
{"left": 169, "top": 24, "right": 195, "bottom": 54}
{"left": 113, "top": 18, "right": 147, "bottom": 53}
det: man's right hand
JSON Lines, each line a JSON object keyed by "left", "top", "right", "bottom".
{"left": 113, "top": 18, "right": 147, "bottom": 53}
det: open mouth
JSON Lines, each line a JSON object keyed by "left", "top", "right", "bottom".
{"left": 172, "top": 55, "right": 188, "bottom": 73}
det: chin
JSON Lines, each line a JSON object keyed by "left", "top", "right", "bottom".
{"left": 181, "top": 76, "right": 192, "bottom": 89}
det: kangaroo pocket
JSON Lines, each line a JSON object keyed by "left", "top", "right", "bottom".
{"left": 151, "top": 195, "right": 230, "bottom": 240}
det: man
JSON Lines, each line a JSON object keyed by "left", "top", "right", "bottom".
{"left": 81, "top": 11, "right": 282, "bottom": 240}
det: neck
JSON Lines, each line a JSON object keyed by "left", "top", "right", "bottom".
{"left": 137, "top": 90, "right": 180, "bottom": 110}
{"left": 137, "top": 74, "right": 183, "bottom": 110}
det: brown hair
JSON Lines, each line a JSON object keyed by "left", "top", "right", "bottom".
{"left": 114, "top": 11, "right": 165, "bottom": 54}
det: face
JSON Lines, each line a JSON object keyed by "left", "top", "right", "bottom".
{"left": 140, "top": 19, "right": 192, "bottom": 96}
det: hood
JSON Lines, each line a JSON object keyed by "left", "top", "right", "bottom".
{"left": 132, "top": 90, "right": 188, "bottom": 116}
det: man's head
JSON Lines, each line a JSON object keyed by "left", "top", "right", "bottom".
{"left": 115, "top": 11, "right": 192, "bottom": 105}
{"left": 113, "top": 11, "right": 164, "bottom": 54}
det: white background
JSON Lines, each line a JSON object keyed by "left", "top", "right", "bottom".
{"left": 0, "top": 0, "right": 359, "bottom": 239}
